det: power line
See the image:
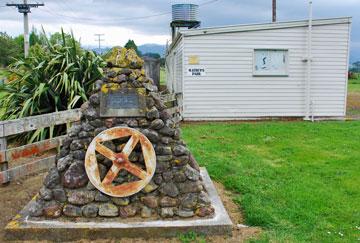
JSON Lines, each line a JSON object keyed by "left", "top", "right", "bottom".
{"left": 40, "top": 0, "right": 221, "bottom": 24}
{"left": 94, "top": 33, "right": 105, "bottom": 54}
{"left": 6, "top": 0, "right": 44, "bottom": 57}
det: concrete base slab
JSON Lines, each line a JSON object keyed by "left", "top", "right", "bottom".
{"left": 5, "top": 168, "right": 233, "bottom": 241}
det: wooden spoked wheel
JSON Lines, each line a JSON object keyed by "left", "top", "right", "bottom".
{"left": 85, "top": 127, "right": 156, "bottom": 197}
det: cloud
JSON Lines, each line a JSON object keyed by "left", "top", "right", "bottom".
{"left": 0, "top": 0, "right": 359, "bottom": 60}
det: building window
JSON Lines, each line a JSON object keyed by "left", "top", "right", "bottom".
{"left": 253, "top": 49, "right": 289, "bottom": 76}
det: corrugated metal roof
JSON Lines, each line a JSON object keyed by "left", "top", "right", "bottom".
{"left": 180, "top": 17, "right": 352, "bottom": 36}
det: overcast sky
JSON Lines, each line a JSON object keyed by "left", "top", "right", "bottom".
{"left": 0, "top": 0, "right": 359, "bottom": 60}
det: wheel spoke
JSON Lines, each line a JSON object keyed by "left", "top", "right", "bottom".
{"left": 102, "top": 164, "right": 121, "bottom": 185}
{"left": 95, "top": 142, "right": 117, "bottom": 161}
{"left": 124, "top": 161, "right": 147, "bottom": 180}
{"left": 122, "top": 135, "right": 139, "bottom": 156}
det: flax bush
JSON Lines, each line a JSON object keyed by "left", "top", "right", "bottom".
{"left": 0, "top": 29, "right": 105, "bottom": 142}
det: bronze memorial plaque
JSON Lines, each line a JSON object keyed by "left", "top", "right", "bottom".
{"left": 100, "top": 87, "right": 146, "bottom": 117}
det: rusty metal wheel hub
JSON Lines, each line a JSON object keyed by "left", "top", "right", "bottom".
{"left": 85, "top": 127, "right": 156, "bottom": 197}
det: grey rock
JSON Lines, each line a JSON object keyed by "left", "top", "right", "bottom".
{"left": 59, "top": 148, "right": 69, "bottom": 158}
{"left": 141, "top": 206, "right": 152, "bottom": 218}
{"left": 70, "top": 140, "right": 84, "bottom": 151}
{"left": 142, "top": 129, "right": 159, "bottom": 143}
{"left": 141, "top": 196, "right": 158, "bottom": 208}
{"left": 98, "top": 163, "right": 108, "bottom": 180}
{"left": 68, "top": 125, "right": 82, "bottom": 137}
{"left": 63, "top": 162, "right": 88, "bottom": 189}
{"left": 156, "top": 162, "right": 170, "bottom": 173}
{"left": 43, "top": 201, "right": 62, "bottom": 218}
{"left": 67, "top": 190, "right": 95, "bottom": 205}
{"left": 63, "top": 204, "right": 82, "bottom": 217}
{"left": 138, "top": 118, "right": 149, "bottom": 127}
{"left": 188, "top": 154, "right": 201, "bottom": 172}
{"left": 82, "top": 122, "right": 95, "bottom": 132}
{"left": 149, "top": 119, "right": 164, "bottom": 130}
{"left": 159, "top": 110, "right": 172, "bottom": 120}
{"left": 173, "top": 171, "right": 187, "bottom": 183}
{"left": 153, "top": 174, "right": 163, "bottom": 185}
{"left": 176, "top": 209, "right": 194, "bottom": 218}
{"left": 57, "top": 155, "right": 72, "bottom": 172}
{"left": 83, "top": 107, "right": 98, "bottom": 120}
{"left": 162, "top": 171, "right": 173, "bottom": 182}
{"left": 112, "top": 197, "right": 130, "bottom": 206}
{"left": 39, "top": 187, "right": 52, "bottom": 201}
{"left": 142, "top": 181, "right": 158, "bottom": 193}
{"left": 198, "top": 191, "right": 211, "bottom": 206}
{"left": 146, "top": 97, "right": 155, "bottom": 108}
{"left": 160, "top": 207, "right": 174, "bottom": 218}
{"left": 99, "top": 158, "right": 112, "bottom": 167}
{"left": 155, "top": 146, "right": 172, "bottom": 155}
{"left": 78, "top": 131, "right": 90, "bottom": 138}
{"left": 160, "top": 196, "right": 179, "bottom": 207}
{"left": 61, "top": 137, "right": 73, "bottom": 149}
{"left": 82, "top": 204, "right": 99, "bottom": 218}
{"left": 159, "top": 182, "right": 179, "bottom": 198}
{"left": 89, "top": 119, "right": 103, "bottom": 128}
{"left": 181, "top": 193, "right": 198, "bottom": 209}
{"left": 94, "top": 127, "right": 107, "bottom": 135}
{"left": 146, "top": 107, "right": 159, "bottom": 120}
{"left": 95, "top": 191, "right": 110, "bottom": 202}
{"left": 89, "top": 93, "right": 100, "bottom": 106}
{"left": 184, "top": 164, "right": 200, "bottom": 181}
{"left": 172, "top": 155, "right": 190, "bottom": 166}
{"left": 99, "top": 203, "right": 119, "bottom": 217}
{"left": 178, "top": 181, "right": 203, "bottom": 194}
{"left": 196, "top": 206, "right": 215, "bottom": 217}
{"left": 143, "top": 82, "right": 158, "bottom": 92}
{"left": 126, "top": 119, "right": 138, "bottom": 127}
{"left": 94, "top": 79, "right": 103, "bottom": 91}
{"left": 158, "top": 126, "right": 175, "bottom": 136}
{"left": 28, "top": 200, "right": 44, "bottom": 217}
{"left": 115, "top": 74, "right": 127, "bottom": 83}
{"left": 103, "top": 141, "right": 116, "bottom": 151}
{"left": 173, "top": 145, "right": 189, "bottom": 156}
{"left": 43, "top": 167, "right": 60, "bottom": 189}
{"left": 157, "top": 155, "right": 173, "bottom": 162}
{"left": 173, "top": 128, "right": 181, "bottom": 139}
{"left": 72, "top": 150, "right": 86, "bottom": 160}
{"left": 165, "top": 119, "right": 176, "bottom": 128}
{"left": 52, "top": 188, "right": 67, "bottom": 202}
{"left": 86, "top": 181, "right": 96, "bottom": 190}
{"left": 160, "top": 136, "right": 173, "bottom": 144}
{"left": 119, "top": 205, "right": 137, "bottom": 218}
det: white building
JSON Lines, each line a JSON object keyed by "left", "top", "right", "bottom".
{"left": 166, "top": 17, "right": 352, "bottom": 120}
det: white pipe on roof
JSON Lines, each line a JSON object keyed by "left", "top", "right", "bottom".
{"left": 304, "top": 0, "right": 313, "bottom": 120}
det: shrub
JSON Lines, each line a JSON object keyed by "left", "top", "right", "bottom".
{"left": 0, "top": 29, "right": 105, "bottom": 142}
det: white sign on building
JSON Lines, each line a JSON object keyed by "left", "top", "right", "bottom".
{"left": 186, "top": 66, "right": 206, "bottom": 76}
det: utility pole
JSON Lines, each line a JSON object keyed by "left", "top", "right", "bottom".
{"left": 272, "top": 0, "right": 276, "bottom": 22}
{"left": 94, "top": 34, "right": 105, "bottom": 54}
{"left": 6, "top": 0, "right": 44, "bottom": 58}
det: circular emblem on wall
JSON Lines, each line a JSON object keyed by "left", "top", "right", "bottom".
{"left": 85, "top": 127, "right": 156, "bottom": 197}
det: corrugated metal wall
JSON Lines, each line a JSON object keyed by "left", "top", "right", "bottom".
{"left": 166, "top": 20, "right": 351, "bottom": 120}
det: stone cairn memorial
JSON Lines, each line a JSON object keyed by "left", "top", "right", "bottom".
{"left": 28, "top": 48, "right": 215, "bottom": 220}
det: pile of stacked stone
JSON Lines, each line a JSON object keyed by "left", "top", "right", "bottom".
{"left": 28, "top": 48, "right": 215, "bottom": 219}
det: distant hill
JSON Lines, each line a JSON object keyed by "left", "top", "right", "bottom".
{"left": 83, "top": 44, "right": 166, "bottom": 57}
{"left": 138, "top": 44, "right": 166, "bottom": 57}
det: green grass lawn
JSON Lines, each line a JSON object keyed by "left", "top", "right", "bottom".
{"left": 182, "top": 121, "right": 360, "bottom": 242}
{"left": 160, "top": 67, "right": 166, "bottom": 85}
{"left": 347, "top": 74, "right": 360, "bottom": 116}
{"left": 349, "top": 75, "right": 360, "bottom": 92}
